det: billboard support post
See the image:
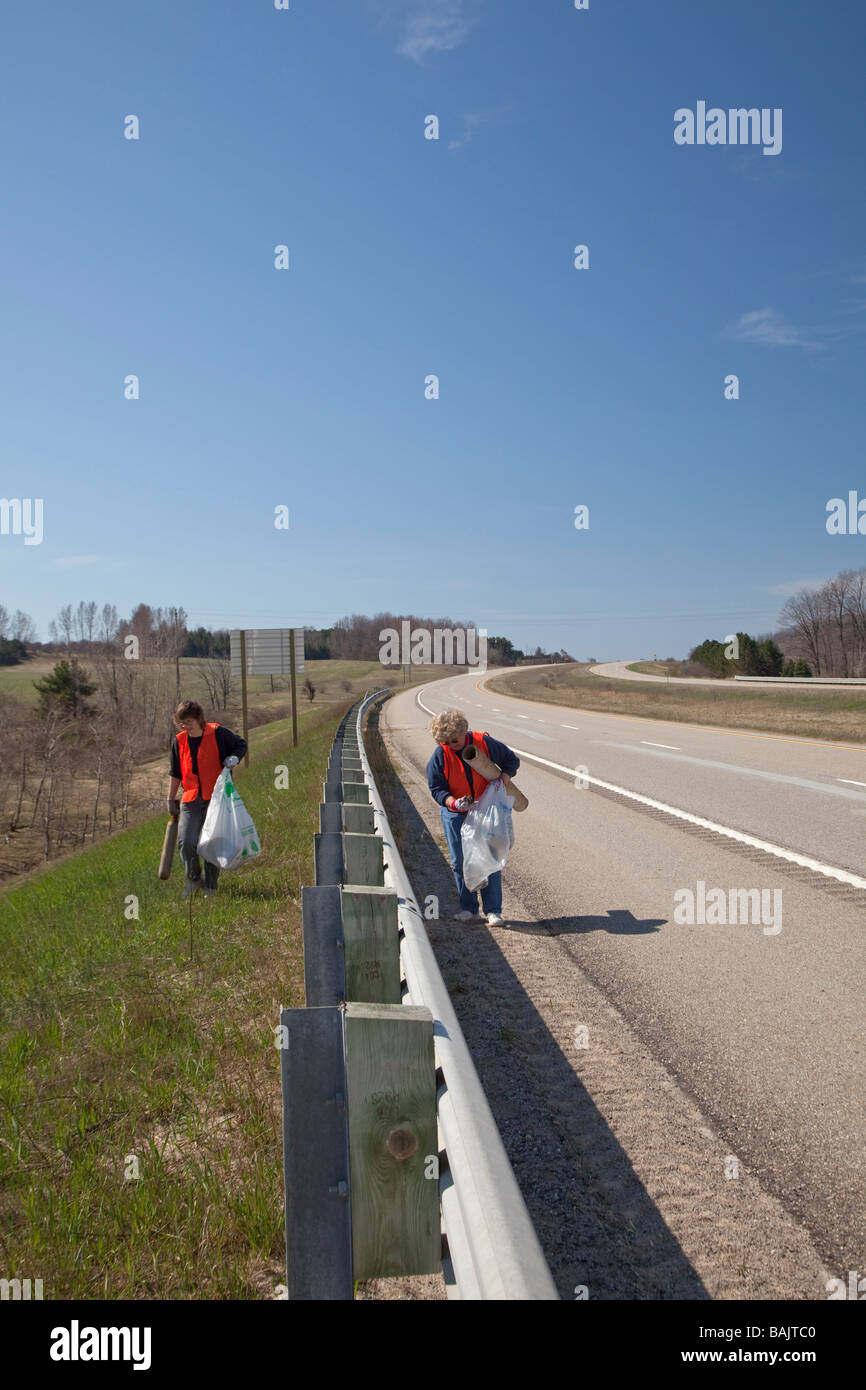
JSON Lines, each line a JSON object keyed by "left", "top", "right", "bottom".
{"left": 290, "top": 627, "right": 298, "bottom": 748}
{"left": 240, "top": 629, "right": 249, "bottom": 767}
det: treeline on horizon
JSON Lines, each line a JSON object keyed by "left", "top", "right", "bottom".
{"left": 0, "top": 602, "right": 227, "bottom": 666}
{"left": 6, "top": 564, "right": 865, "bottom": 679}
{"left": 306, "top": 614, "right": 574, "bottom": 666}
{"left": 0, "top": 602, "right": 574, "bottom": 668}
{"left": 687, "top": 566, "right": 866, "bottom": 679}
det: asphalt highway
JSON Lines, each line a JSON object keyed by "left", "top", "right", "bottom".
{"left": 381, "top": 670, "right": 866, "bottom": 1287}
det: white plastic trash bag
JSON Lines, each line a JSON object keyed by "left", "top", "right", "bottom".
{"left": 198, "top": 769, "right": 262, "bottom": 870}
{"left": 460, "top": 778, "right": 515, "bottom": 892}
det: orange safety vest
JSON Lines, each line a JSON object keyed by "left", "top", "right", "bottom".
{"left": 440, "top": 732, "right": 492, "bottom": 805}
{"left": 177, "top": 722, "right": 223, "bottom": 802}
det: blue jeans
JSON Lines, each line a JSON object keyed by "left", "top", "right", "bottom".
{"left": 178, "top": 795, "right": 220, "bottom": 890}
{"left": 441, "top": 806, "right": 502, "bottom": 915}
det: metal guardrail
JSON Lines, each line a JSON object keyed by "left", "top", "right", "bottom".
{"left": 733, "top": 674, "right": 866, "bottom": 684}
{"left": 356, "top": 690, "right": 559, "bottom": 1300}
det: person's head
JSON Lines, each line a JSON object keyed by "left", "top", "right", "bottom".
{"left": 173, "top": 700, "right": 206, "bottom": 737}
{"left": 431, "top": 709, "right": 469, "bottom": 751}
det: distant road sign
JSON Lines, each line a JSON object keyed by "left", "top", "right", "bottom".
{"left": 230, "top": 628, "right": 305, "bottom": 677}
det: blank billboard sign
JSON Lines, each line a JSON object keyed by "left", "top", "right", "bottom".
{"left": 230, "top": 628, "right": 305, "bottom": 676}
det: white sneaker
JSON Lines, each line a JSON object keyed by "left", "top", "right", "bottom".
{"left": 486, "top": 913, "right": 504, "bottom": 927}
{"left": 453, "top": 909, "right": 479, "bottom": 921}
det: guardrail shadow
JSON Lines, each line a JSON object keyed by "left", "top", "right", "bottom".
{"left": 377, "top": 752, "right": 710, "bottom": 1300}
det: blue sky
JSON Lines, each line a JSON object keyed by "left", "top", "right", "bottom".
{"left": 1, "top": 0, "right": 864, "bottom": 660}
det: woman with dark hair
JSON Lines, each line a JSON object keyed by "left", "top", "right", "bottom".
{"left": 167, "top": 700, "right": 248, "bottom": 897}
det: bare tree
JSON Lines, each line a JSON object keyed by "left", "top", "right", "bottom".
{"left": 780, "top": 587, "right": 829, "bottom": 675}
{"left": 11, "top": 609, "right": 36, "bottom": 642}
{"left": 161, "top": 605, "right": 188, "bottom": 704}
{"left": 196, "top": 658, "right": 234, "bottom": 712}
{"left": 825, "top": 574, "right": 851, "bottom": 677}
{"left": 845, "top": 570, "right": 866, "bottom": 676}
{"left": 56, "top": 604, "right": 74, "bottom": 654}
{"left": 32, "top": 707, "right": 75, "bottom": 858}
{"left": 0, "top": 603, "right": 9, "bottom": 639}
{"left": 98, "top": 602, "right": 119, "bottom": 646}
{"left": 129, "top": 603, "right": 154, "bottom": 656}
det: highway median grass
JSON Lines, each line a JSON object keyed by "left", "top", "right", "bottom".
{"left": 0, "top": 702, "right": 348, "bottom": 1299}
{"left": 484, "top": 664, "right": 866, "bottom": 744}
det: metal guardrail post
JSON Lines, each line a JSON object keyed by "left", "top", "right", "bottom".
{"left": 280, "top": 1004, "right": 353, "bottom": 1300}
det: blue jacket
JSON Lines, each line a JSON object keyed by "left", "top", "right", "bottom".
{"left": 426, "top": 733, "right": 520, "bottom": 810}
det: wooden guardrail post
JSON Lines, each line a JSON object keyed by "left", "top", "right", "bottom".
{"left": 341, "top": 886, "right": 401, "bottom": 1004}
{"left": 342, "top": 782, "right": 370, "bottom": 805}
{"left": 342, "top": 803, "right": 374, "bottom": 833}
{"left": 303, "top": 885, "right": 400, "bottom": 1007}
{"left": 343, "top": 1002, "right": 440, "bottom": 1279}
{"left": 343, "top": 831, "right": 385, "bottom": 886}
{"left": 319, "top": 802, "right": 375, "bottom": 835}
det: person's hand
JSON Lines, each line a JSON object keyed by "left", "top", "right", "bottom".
{"left": 167, "top": 798, "right": 180, "bottom": 817}
{"left": 223, "top": 756, "right": 239, "bottom": 768}
{"left": 454, "top": 795, "right": 473, "bottom": 811}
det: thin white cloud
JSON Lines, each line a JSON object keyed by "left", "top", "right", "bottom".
{"left": 724, "top": 268, "right": 866, "bottom": 350}
{"left": 725, "top": 307, "right": 822, "bottom": 350}
{"left": 369, "top": 0, "right": 480, "bottom": 64}
{"left": 53, "top": 555, "right": 100, "bottom": 567}
{"left": 448, "top": 111, "right": 492, "bottom": 151}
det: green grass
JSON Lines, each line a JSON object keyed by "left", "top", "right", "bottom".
{"left": 0, "top": 701, "right": 349, "bottom": 1299}
{"left": 0, "top": 655, "right": 57, "bottom": 702}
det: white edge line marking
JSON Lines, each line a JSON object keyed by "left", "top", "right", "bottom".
{"left": 838, "top": 779, "right": 866, "bottom": 788}
{"left": 561, "top": 724, "right": 581, "bottom": 730}
{"left": 641, "top": 740, "right": 680, "bottom": 750}
{"left": 412, "top": 690, "right": 866, "bottom": 892}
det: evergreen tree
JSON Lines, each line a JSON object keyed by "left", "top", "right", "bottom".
{"left": 33, "top": 659, "right": 97, "bottom": 718}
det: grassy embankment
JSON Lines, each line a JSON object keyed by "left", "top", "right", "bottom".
{"left": 0, "top": 701, "right": 349, "bottom": 1299}
{"left": 0, "top": 658, "right": 401, "bottom": 883}
{"left": 0, "top": 654, "right": 390, "bottom": 711}
{"left": 484, "top": 663, "right": 866, "bottom": 743}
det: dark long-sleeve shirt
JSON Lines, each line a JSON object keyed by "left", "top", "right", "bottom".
{"left": 169, "top": 724, "right": 248, "bottom": 783}
{"left": 426, "top": 732, "right": 520, "bottom": 810}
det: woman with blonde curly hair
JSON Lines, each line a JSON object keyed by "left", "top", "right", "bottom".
{"left": 426, "top": 708, "right": 520, "bottom": 926}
